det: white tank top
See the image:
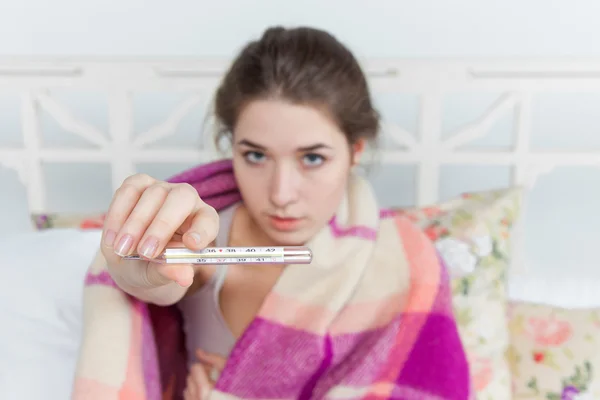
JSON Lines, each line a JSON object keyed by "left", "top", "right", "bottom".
{"left": 177, "top": 203, "right": 239, "bottom": 366}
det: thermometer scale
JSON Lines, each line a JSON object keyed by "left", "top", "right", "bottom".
{"left": 122, "top": 246, "right": 312, "bottom": 265}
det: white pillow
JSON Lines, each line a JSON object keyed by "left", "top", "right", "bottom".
{"left": 508, "top": 273, "right": 600, "bottom": 308}
{"left": 0, "top": 229, "right": 101, "bottom": 400}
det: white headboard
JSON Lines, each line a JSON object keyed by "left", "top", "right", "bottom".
{"left": 1, "top": 58, "right": 599, "bottom": 211}
{"left": 1, "top": 57, "right": 599, "bottom": 305}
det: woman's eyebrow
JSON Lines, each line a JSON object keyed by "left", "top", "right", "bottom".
{"left": 236, "top": 139, "right": 266, "bottom": 150}
{"left": 236, "top": 140, "right": 331, "bottom": 152}
{"left": 297, "top": 144, "right": 331, "bottom": 152}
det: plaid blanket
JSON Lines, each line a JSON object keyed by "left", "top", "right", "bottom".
{"left": 73, "top": 159, "right": 472, "bottom": 399}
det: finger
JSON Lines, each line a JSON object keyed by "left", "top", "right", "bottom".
{"left": 132, "top": 237, "right": 193, "bottom": 288}
{"left": 195, "top": 349, "right": 226, "bottom": 370}
{"left": 181, "top": 202, "right": 219, "bottom": 251}
{"left": 136, "top": 183, "right": 204, "bottom": 259}
{"left": 185, "top": 372, "right": 198, "bottom": 399}
{"left": 101, "top": 174, "right": 156, "bottom": 256}
{"left": 167, "top": 234, "right": 184, "bottom": 245}
{"left": 190, "top": 363, "right": 211, "bottom": 398}
{"left": 145, "top": 261, "right": 195, "bottom": 288}
{"left": 114, "top": 182, "right": 172, "bottom": 257}
{"left": 184, "top": 375, "right": 196, "bottom": 400}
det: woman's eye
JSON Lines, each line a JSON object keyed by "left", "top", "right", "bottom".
{"left": 302, "top": 153, "right": 325, "bottom": 167}
{"left": 244, "top": 151, "right": 266, "bottom": 164}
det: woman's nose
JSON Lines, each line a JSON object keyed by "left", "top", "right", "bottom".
{"left": 269, "top": 164, "right": 300, "bottom": 209}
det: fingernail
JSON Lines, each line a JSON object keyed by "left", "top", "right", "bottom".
{"left": 140, "top": 236, "right": 159, "bottom": 259}
{"left": 103, "top": 230, "right": 116, "bottom": 247}
{"left": 115, "top": 234, "right": 133, "bottom": 256}
{"left": 188, "top": 232, "right": 202, "bottom": 245}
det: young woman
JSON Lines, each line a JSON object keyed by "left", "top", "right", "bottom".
{"left": 97, "top": 26, "right": 471, "bottom": 400}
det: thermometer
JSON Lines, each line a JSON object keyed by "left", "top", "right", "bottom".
{"left": 121, "top": 246, "right": 312, "bottom": 265}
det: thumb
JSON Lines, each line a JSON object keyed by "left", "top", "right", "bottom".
{"left": 181, "top": 204, "right": 219, "bottom": 251}
{"left": 146, "top": 262, "right": 195, "bottom": 288}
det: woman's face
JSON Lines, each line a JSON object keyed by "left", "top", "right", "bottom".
{"left": 232, "top": 99, "right": 361, "bottom": 246}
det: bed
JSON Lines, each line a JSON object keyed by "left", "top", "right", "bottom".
{"left": 1, "top": 58, "right": 599, "bottom": 399}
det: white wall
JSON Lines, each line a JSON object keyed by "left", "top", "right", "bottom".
{"left": 1, "top": 0, "right": 600, "bottom": 289}
{"left": 2, "top": 0, "right": 600, "bottom": 57}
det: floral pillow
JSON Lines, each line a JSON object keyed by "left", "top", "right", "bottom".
{"left": 396, "top": 187, "right": 522, "bottom": 399}
{"left": 508, "top": 301, "right": 600, "bottom": 400}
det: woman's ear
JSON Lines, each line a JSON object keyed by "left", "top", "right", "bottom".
{"left": 351, "top": 139, "right": 366, "bottom": 166}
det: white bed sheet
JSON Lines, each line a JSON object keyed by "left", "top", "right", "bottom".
{"left": 0, "top": 229, "right": 101, "bottom": 400}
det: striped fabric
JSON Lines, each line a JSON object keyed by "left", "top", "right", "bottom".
{"left": 73, "top": 159, "right": 472, "bottom": 400}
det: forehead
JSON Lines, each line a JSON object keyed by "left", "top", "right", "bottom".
{"left": 234, "top": 99, "right": 346, "bottom": 148}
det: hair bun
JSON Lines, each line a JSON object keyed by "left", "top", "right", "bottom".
{"left": 260, "top": 26, "right": 287, "bottom": 43}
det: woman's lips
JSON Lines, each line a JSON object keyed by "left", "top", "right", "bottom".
{"left": 269, "top": 216, "right": 301, "bottom": 232}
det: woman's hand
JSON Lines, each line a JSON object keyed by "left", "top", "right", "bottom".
{"left": 183, "top": 349, "right": 227, "bottom": 400}
{"left": 101, "top": 173, "right": 219, "bottom": 304}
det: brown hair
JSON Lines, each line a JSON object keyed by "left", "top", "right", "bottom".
{"left": 213, "top": 26, "right": 380, "bottom": 149}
